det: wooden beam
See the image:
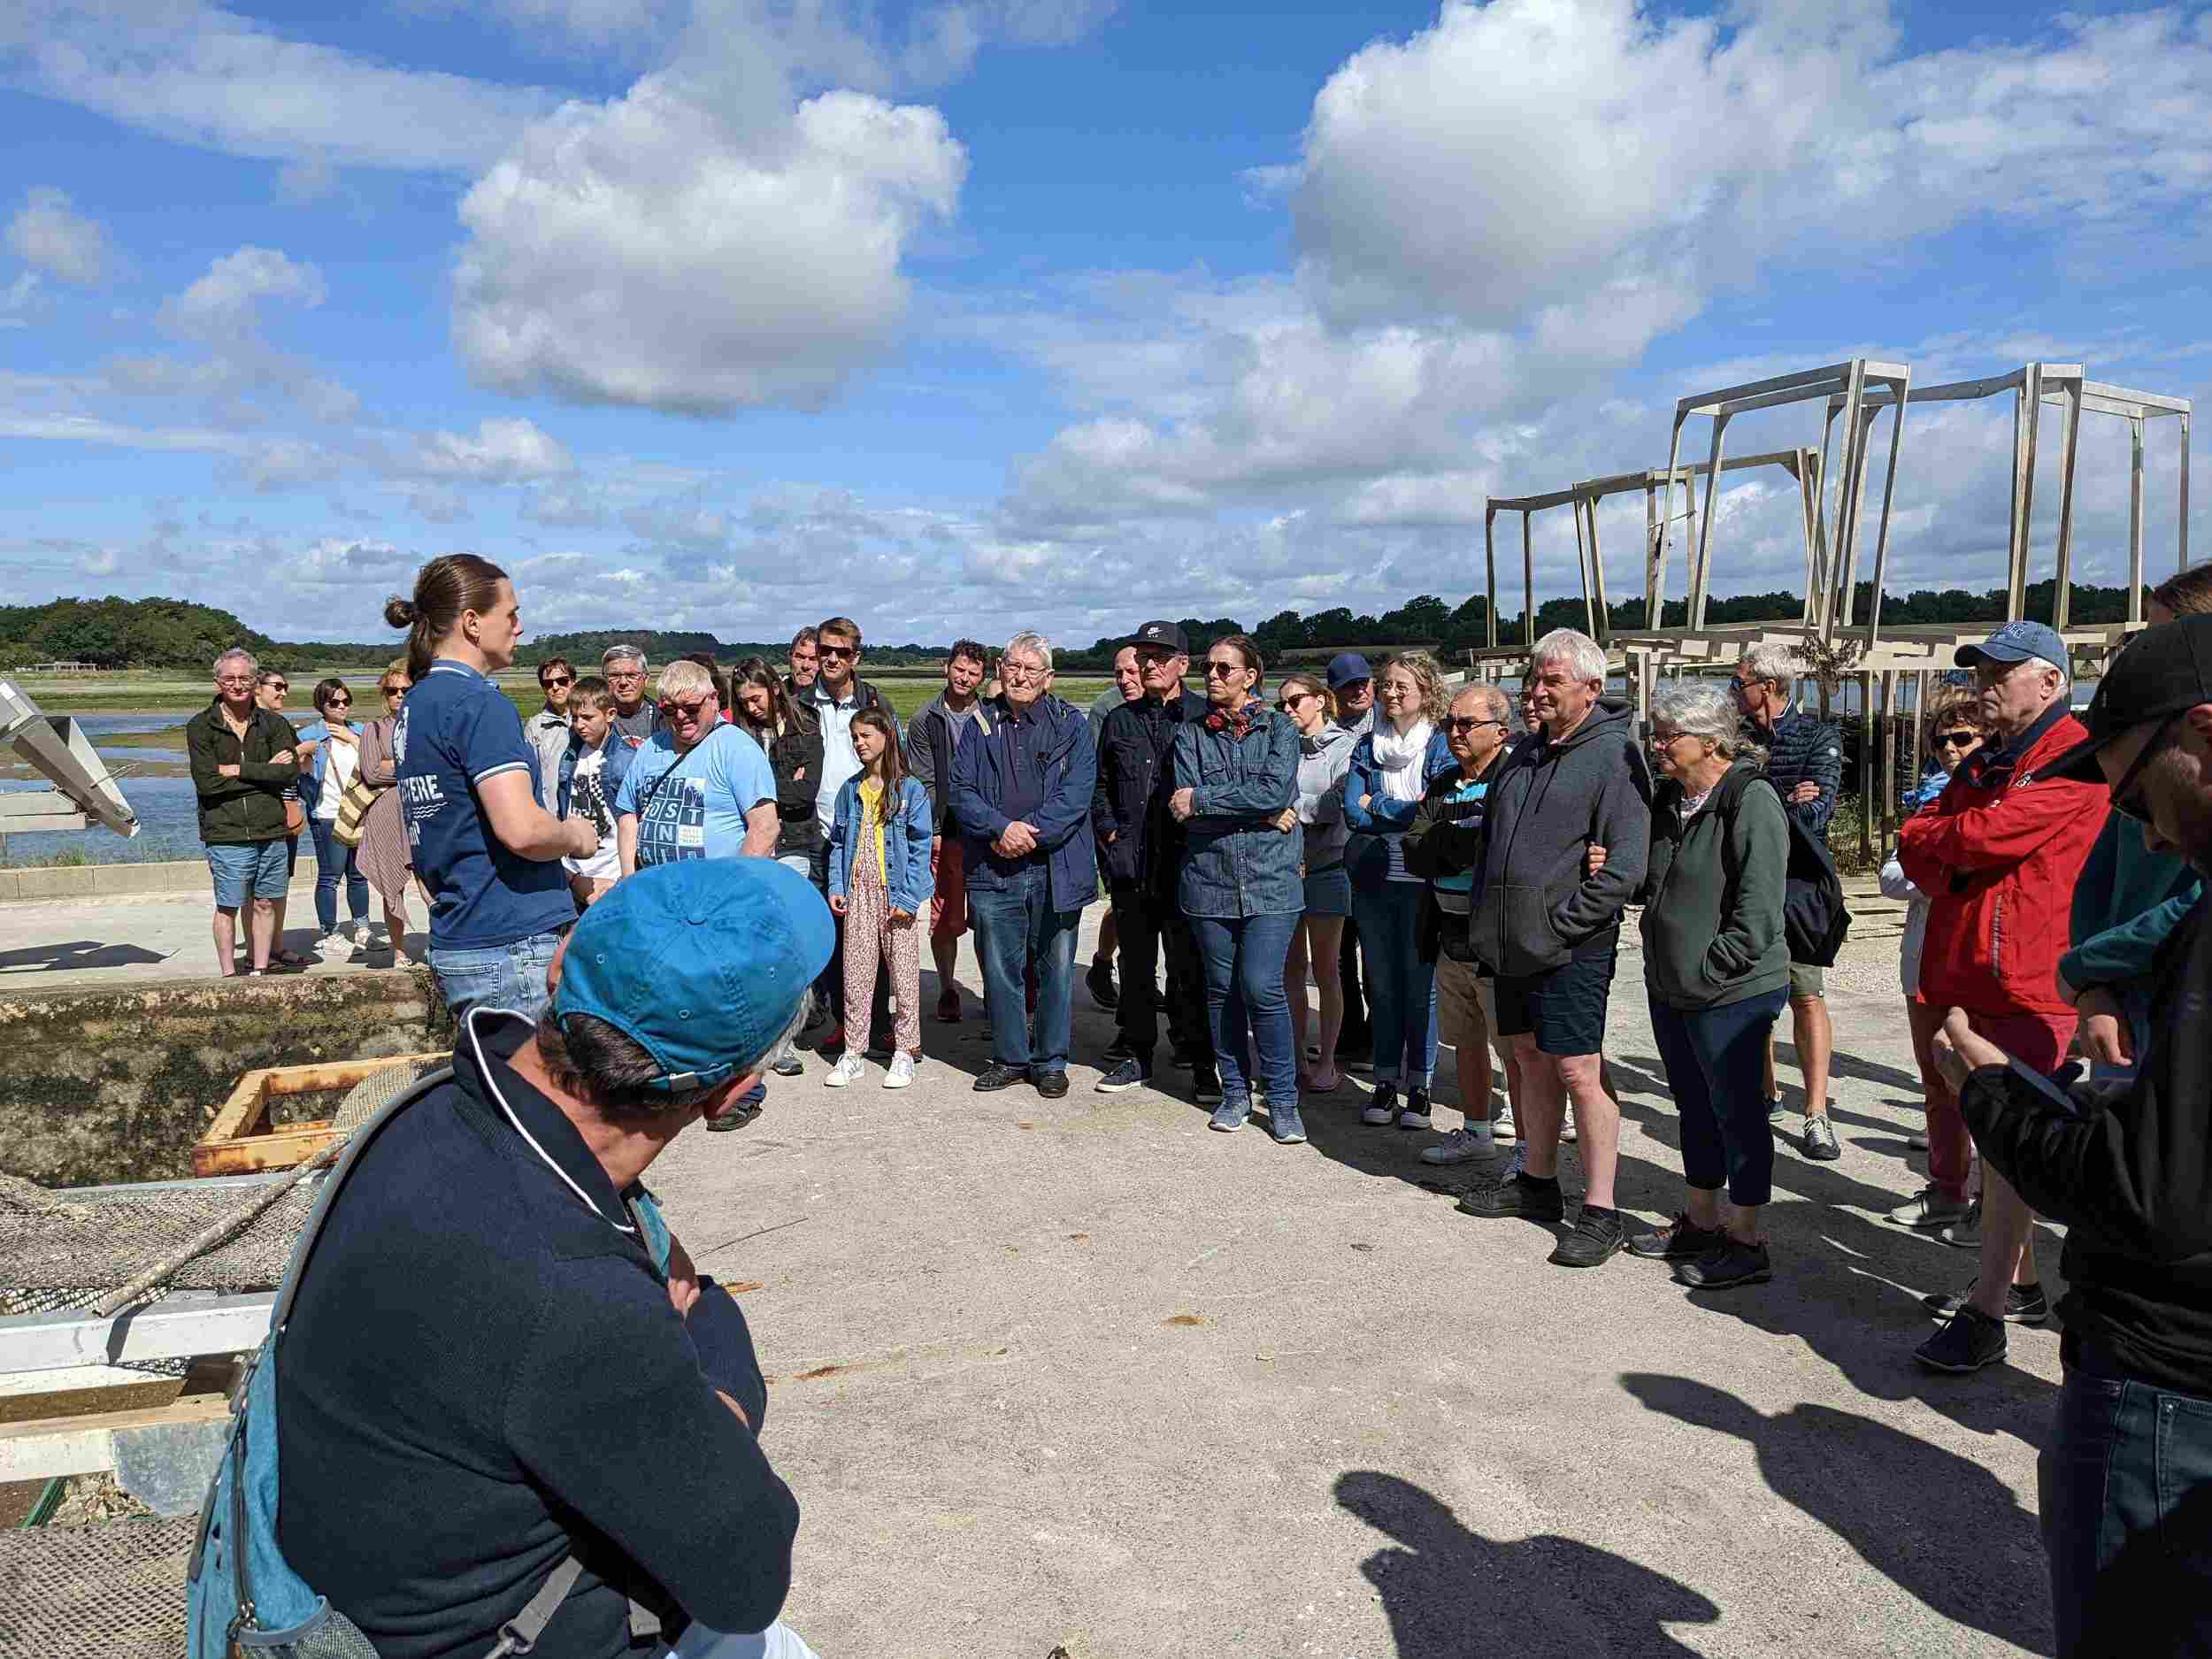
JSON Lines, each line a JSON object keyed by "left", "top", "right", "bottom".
{"left": 2051, "top": 378, "right": 2083, "bottom": 629}
{"left": 0, "top": 1390, "right": 230, "bottom": 1485}
{"left": 191, "top": 1122, "right": 342, "bottom": 1178}
{"left": 1484, "top": 509, "right": 1499, "bottom": 650}
{"left": 2130, "top": 418, "right": 2147, "bottom": 624}
{"left": 1522, "top": 511, "right": 1535, "bottom": 648}
{"left": 0, "top": 1294, "right": 274, "bottom": 1374}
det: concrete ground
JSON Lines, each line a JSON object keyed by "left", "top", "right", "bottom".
{"left": 4, "top": 880, "right": 2061, "bottom": 1655}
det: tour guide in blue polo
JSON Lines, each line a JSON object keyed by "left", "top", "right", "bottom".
{"left": 949, "top": 629, "right": 1098, "bottom": 1096}
{"left": 276, "top": 858, "right": 833, "bottom": 1659}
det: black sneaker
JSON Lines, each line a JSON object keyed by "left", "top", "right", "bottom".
{"left": 1801, "top": 1114, "right": 1842, "bottom": 1162}
{"left": 771, "top": 1056, "right": 804, "bottom": 1078}
{"left": 1624, "top": 1213, "right": 1726, "bottom": 1261}
{"left": 1455, "top": 1171, "right": 1566, "bottom": 1223}
{"left": 1914, "top": 1305, "right": 2008, "bottom": 1372}
{"left": 1034, "top": 1071, "right": 1070, "bottom": 1099}
{"left": 1549, "top": 1205, "right": 1625, "bottom": 1268}
{"left": 973, "top": 1064, "right": 1028, "bottom": 1093}
{"left": 1922, "top": 1280, "right": 2048, "bottom": 1325}
{"left": 1095, "top": 1057, "right": 1151, "bottom": 1094}
{"left": 1086, "top": 958, "right": 1119, "bottom": 1010}
{"left": 1192, "top": 1067, "right": 1225, "bottom": 1106}
{"left": 1672, "top": 1238, "right": 1771, "bottom": 1288}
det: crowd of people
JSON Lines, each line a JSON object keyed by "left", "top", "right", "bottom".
{"left": 184, "top": 549, "right": 2212, "bottom": 1656}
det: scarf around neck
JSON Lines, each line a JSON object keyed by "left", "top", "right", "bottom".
{"left": 1205, "top": 697, "right": 1264, "bottom": 741}
{"left": 1371, "top": 718, "right": 1433, "bottom": 804}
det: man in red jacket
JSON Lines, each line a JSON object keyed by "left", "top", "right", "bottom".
{"left": 1898, "top": 621, "right": 2109, "bottom": 1373}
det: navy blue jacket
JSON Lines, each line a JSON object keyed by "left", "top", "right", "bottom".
{"left": 1171, "top": 701, "right": 1301, "bottom": 918}
{"left": 949, "top": 693, "right": 1099, "bottom": 913}
{"left": 1756, "top": 706, "right": 1842, "bottom": 836}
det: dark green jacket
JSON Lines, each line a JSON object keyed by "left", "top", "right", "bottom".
{"left": 1640, "top": 760, "right": 1790, "bottom": 1010}
{"left": 185, "top": 701, "right": 297, "bottom": 844}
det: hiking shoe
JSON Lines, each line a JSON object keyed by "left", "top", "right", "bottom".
{"left": 1455, "top": 1171, "right": 1566, "bottom": 1223}
{"left": 1210, "top": 1098, "right": 1250, "bottom": 1133}
{"left": 1095, "top": 1057, "right": 1151, "bottom": 1094}
{"left": 1363, "top": 1082, "right": 1401, "bottom": 1126}
{"left": 1034, "top": 1071, "right": 1070, "bottom": 1099}
{"left": 1492, "top": 1102, "right": 1516, "bottom": 1141}
{"left": 934, "top": 991, "right": 962, "bottom": 1023}
{"left": 1549, "top": 1206, "right": 1626, "bottom": 1268}
{"left": 973, "top": 1064, "right": 1028, "bottom": 1092}
{"left": 1802, "top": 1115, "right": 1842, "bottom": 1161}
{"left": 1087, "top": 958, "right": 1118, "bottom": 1010}
{"left": 1937, "top": 1199, "right": 1984, "bottom": 1249}
{"left": 1923, "top": 1279, "right": 2048, "bottom": 1326}
{"left": 883, "top": 1052, "right": 917, "bottom": 1089}
{"left": 1625, "top": 1213, "right": 1727, "bottom": 1261}
{"left": 1192, "top": 1067, "right": 1225, "bottom": 1106}
{"left": 1398, "top": 1087, "right": 1433, "bottom": 1131}
{"left": 1419, "top": 1127, "right": 1498, "bottom": 1166}
{"left": 1269, "top": 1102, "right": 1307, "bottom": 1144}
{"left": 1886, "top": 1186, "right": 1973, "bottom": 1231}
{"left": 772, "top": 1056, "right": 805, "bottom": 1078}
{"left": 1673, "top": 1238, "right": 1772, "bottom": 1289}
{"left": 1915, "top": 1305, "right": 2008, "bottom": 1372}
{"left": 824, "top": 1052, "right": 865, "bottom": 1088}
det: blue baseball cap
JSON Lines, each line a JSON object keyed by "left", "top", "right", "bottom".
{"left": 1955, "top": 620, "right": 2069, "bottom": 672}
{"left": 1326, "top": 652, "right": 1372, "bottom": 689}
{"left": 554, "top": 860, "right": 833, "bottom": 1093}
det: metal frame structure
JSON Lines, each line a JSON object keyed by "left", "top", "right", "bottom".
{"left": 0, "top": 677, "right": 139, "bottom": 840}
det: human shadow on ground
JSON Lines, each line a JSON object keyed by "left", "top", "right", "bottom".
{"left": 1622, "top": 1373, "right": 2055, "bottom": 1655}
{"left": 0, "top": 939, "right": 171, "bottom": 974}
{"left": 1337, "top": 1469, "right": 1719, "bottom": 1657}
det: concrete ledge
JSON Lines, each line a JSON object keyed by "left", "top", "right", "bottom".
{"left": 0, "top": 857, "right": 321, "bottom": 904}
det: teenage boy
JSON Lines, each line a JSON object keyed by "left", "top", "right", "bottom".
{"left": 555, "top": 677, "right": 631, "bottom": 908}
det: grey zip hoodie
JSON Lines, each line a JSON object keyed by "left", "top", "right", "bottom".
{"left": 1471, "top": 698, "right": 1653, "bottom": 978}
{"left": 1294, "top": 721, "right": 1356, "bottom": 872}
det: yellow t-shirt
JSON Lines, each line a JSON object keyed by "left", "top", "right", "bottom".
{"left": 856, "top": 777, "right": 887, "bottom": 887}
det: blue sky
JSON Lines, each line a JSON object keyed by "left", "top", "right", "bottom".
{"left": 3, "top": 0, "right": 2208, "bottom": 649}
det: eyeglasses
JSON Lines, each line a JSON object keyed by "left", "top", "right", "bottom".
{"left": 1203, "top": 661, "right": 1244, "bottom": 678}
{"left": 818, "top": 644, "right": 856, "bottom": 661}
{"left": 1002, "top": 661, "right": 1048, "bottom": 681}
{"left": 607, "top": 669, "right": 643, "bottom": 680}
{"left": 1649, "top": 730, "right": 1691, "bottom": 749}
{"left": 1446, "top": 716, "right": 1505, "bottom": 733}
{"left": 217, "top": 675, "right": 255, "bottom": 687}
{"left": 325, "top": 697, "right": 352, "bottom": 709}
{"left": 660, "top": 695, "right": 716, "bottom": 722}
{"left": 541, "top": 674, "right": 572, "bottom": 688}
{"left": 2109, "top": 712, "right": 2183, "bottom": 824}
{"left": 1932, "top": 730, "right": 1979, "bottom": 749}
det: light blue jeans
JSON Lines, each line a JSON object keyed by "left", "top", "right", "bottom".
{"left": 1189, "top": 910, "right": 1299, "bottom": 1111}
{"left": 1349, "top": 880, "right": 1438, "bottom": 1086}
{"left": 427, "top": 930, "right": 564, "bottom": 1023}
{"left": 666, "top": 1621, "right": 820, "bottom": 1657}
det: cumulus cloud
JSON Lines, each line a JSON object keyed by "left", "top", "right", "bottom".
{"left": 453, "top": 76, "right": 965, "bottom": 412}
{"left": 6, "top": 186, "right": 113, "bottom": 284}
{"left": 403, "top": 417, "right": 575, "bottom": 482}
{"left": 161, "top": 246, "right": 326, "bottom": 336}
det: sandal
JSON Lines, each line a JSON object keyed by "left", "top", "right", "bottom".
{"left": 273, "top": 949, "right": 312, "bottom": 966}
{"left": 1307, "top": 1070, "right": 1341, "bottom": 1094}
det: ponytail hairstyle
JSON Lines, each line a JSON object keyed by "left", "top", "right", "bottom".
{"left": 850, "top": 705, "right": 906, "bottom": 789}
{"left": 385, "top": 554, "right": 510, "bottom": 681}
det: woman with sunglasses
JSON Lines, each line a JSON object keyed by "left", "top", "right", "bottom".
{"left": 296, "top": 677, "right": 373, "bottom": 951}
{"left": 1279, "top": 672, "right": 1356, "bottom": 1092}
{"left": 353, "top": 659, "right": 419, "bottom": 965}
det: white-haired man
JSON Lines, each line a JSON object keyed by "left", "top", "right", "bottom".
{"left": 601, "top": 643, "right": 657, "bottom": 746}
{"left": 185, "top": 647, "right": 300, "bottom": 976}
{"left": 1733, "top": 641, "right": 1845, "bottom": 1160}
{"left": 1458, "top": 629, "right": 1652, "bottom": 1267}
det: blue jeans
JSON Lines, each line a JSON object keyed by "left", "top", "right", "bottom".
{"left": 428, "top": 931, "right": 564, "bottom": 1023}
{"left": 1647, "top": 987, "right": 1789, "bottom": 1206}
{"left": 2041, "top": 1366, "right": 2212, "bottom": 1657}
{"left": 1189, "top": 910, "right": 1299, "bottom": 1111}
{"left": 1348, "top": 882, "right": 1437, "bottom": 1085}
{"left": 306, "top": 816, "right": 369, "bottom": 933}
{"left": 967, "top": 864, "right": 1079, "bottom": 1074}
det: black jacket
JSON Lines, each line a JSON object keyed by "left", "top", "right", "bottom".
{"left": 1401, "top": 749, "right": 1508, "bottom": 964}
{"left": 1962, "top": 893, "right": 2212, "bottom": 1394}
{"left": 185, "top": 700, "right": 298, "bottom": 844}
{"left": 746, "top": 718, "right": 824, "bottom": 857}
{"left": 905, "top": 691, "right": 980, "bottom": 835}
{"left": 1092, "top": 688, "right": 1209, "bottom": 892}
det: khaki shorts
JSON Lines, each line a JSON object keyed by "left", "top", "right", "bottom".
{"left": 1436, "top": 954, "right": 1516, "bottom": 1078}
{"left": 1788, "top": 962, "right": 1825, "bottom": 999}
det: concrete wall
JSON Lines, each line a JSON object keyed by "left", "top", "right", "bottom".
{"left": 0, "top": 858, "right": 321, "bottom": 904}
{"left": 1, "top": 971, "right": 453, "bottom": 1187}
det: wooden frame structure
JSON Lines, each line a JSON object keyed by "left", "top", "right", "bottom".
{"left": 192, "top": 1053, "right": 443, "bottom": 1176}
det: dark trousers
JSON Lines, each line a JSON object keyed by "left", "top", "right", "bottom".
{"left": 1339, "top": 913, "right": 1370, "bottom": 1048}
{"left": 809, "top": 840, "right": 891, "bottom": 1048}
{"left": 1647, "top": 987, "right": 1788, "bottom": 1207}
{"left": 1109, "top": 880, "right": 1210, "bottom": 1066}
{"left": 2042, "top": 1366, "right": 2212, "bottom": 1657}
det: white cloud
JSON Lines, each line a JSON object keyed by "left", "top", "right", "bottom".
{"left": 161, "top": 246, "right": 326, "bottom": 336}
{"left": 404, "top": 417, "right": 575, "bottom": 482}
{"left": 0, "top": 271, "right": 38, "bottom": 327}
{"left": 453, "top": 76, "right": 965, "bottom": 412}
{"left": 6, "top": 186, "right": 113, "bottom": 284}
{"left": 273, "top": 159, "right": 336, "bottom": 207}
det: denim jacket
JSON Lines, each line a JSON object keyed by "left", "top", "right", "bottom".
{"left": 555, "top": 729, "right": 638, "bottom": 818}
{"left": 949, "top": 694, "right": 1099, "bottom": 913}
{"left": 828, "top": 774, "right": 936, "bottom": 914}
{"left": 293, "top": 719, "right": 365, "bottom": 815}
{"left": 1340, "top": 726, "right": 1455, "bottom": 892}
{"left": 1171, "top": 702, "right": 1301, "bottom": 918}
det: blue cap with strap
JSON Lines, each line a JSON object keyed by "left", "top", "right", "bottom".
{"left": 1955, "top": 620, "right": 2069, "bottom": 671}
{"left": 554, "top": 859, "right": 833, "bottom": 1092}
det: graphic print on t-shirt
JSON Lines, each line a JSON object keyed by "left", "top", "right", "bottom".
{"left": 636, "top": 772, "right": 710, "bottom": 864}
{"left": 569, "top": 751, "right": 614, "bottom": 841}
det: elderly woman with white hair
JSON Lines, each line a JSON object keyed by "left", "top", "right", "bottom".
{"left": 615, "top": 657, "right": 780, "bottom": 872}
{"left": 1624, "top": 682, "right": 1792, "bottom": 1290}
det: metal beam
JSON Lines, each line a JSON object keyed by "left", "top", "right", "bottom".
{"left": 0, "top": 1294, "right": 273, "bottom": 1374}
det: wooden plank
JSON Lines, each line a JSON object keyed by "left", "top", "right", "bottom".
{"left": 0, "top": 1391, "right": 230, "bottom": 1484}
{"left": 2130, "top": 419, "right": 2146, "bottom": 624}
{"left": 202, "top": 1071, "right": 271, "bottom": 1149}
{"left": 2051, "top": 379, "right": 2083, "bottom": 629}
{"left": 257, "top": 1055, "right": 444, "bottom": 1098}
{"left": 0, "top": 1365, "right": 184, "bottom": 1424}
{"left": 192, "top": 1123, "right": 341, "bottom": 1178}
{"left": 1879, "top": 672, "right": 1900, "bottom": 853}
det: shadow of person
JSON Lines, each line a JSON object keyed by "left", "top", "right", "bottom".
{"left": 0, "top": 939, "right": 171, "bottom": 974}
{"left": 1621, "top": 1373, "right": 2054, "bottom": 1655}
{"left": 1335, "top": 1470, "right": 1718, "bottom": 1657}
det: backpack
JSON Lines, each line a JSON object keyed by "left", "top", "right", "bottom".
{"left": 186, "top": 1069, "right": 672, "bottom": 1659}
{"left": 1713, "top": 768, "right": 1852, "bottom": 968}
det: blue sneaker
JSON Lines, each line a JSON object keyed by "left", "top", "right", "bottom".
{"left": 1209, "top": 1098, "right": 1250, "bottom": 1133}
{"left": 1269, "top": 1102, "right": 1306, "bottom": 1144}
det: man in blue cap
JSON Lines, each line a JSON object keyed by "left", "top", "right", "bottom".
{"left": 1896, "top": 618, "right": 2107, "bottom": 1374}
{"left": 277, "top": 858, "right": 833, "bottom": 1659}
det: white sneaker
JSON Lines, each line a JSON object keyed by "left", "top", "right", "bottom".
{"left": 825, "top": 1052, "right": 866, "bottom": 1088}
{"left": 1419, "top": 1127, "right": 1497, "bottom": 1165}
{"left": 1561, "top": 1118, "right": 1579, "bottom": 1143}
{"left": 1492, "top": 1102, "right": 1516, "bottom": 1140}
{"left": 883, "top": 1052, "right": 916, "bottom": 1089}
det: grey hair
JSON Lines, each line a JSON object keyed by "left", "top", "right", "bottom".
{"left": 534, "top": 990, "right": 813, "bottom": 1124}
{"left": 1652, "top": 684, "right": 1759, "bottom": 761}
{"left": 601, "top": 643, "right": 647, "bottom": 672}
{"left": 1003, "top": 631, "right": 1055, "bottom": 672}
{"left": 1738, "top": 641, "right": 1801, "bottom": 691}
{"left": 1531, "top": 628, "right": 1607, "bottom": 687}
{"left": 213, "top": 647, "right": 257, "bottom": 676}
{"left": 1450, "top": 681, "right": 1516, "bottom": 729}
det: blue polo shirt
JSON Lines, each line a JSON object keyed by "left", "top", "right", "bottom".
{"left": 396, "top": 660, "right": 576, "bottom": 950}
{"left": 614, "top": 723, "right": 777, "bottom": 866}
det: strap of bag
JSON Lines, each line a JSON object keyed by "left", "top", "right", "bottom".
{"left": 483, "top": 1557, "right": 587, "bottom": 1658}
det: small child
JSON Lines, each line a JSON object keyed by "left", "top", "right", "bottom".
{"left": 557, "top": 677, "right": 630, "bottom": 908}
{"left": 826, "top": 707, "right": 934, "bottom": 1088}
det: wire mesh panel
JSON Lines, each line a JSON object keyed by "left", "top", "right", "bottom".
{"left": 0, "top": 1514, "right": 197, "bottom": 1659}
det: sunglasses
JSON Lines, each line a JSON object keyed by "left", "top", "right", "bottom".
{"left": 1932, "top": 730, "right": 1980, "bottom": 749}
{"left": 1446, "top": 716, "right": 1505, "bottom": 734}
{"left": 380, "top": 684, "right": 408, "bottom": 696}
{"left": 325, "top": 696, "right": 352, "bottom": 709}
{"left": 541, "top": 674, "right": 573, "bottom": 688}
{"left": 1203, "top": 661, "right": 1244, "bottom": 678}
{"left": 818, "top": 644, "right": 856, "bottom": 660}
{"left": 2110, "top": 712, "right": 2183, "bottom": 824}
{"left": 265, "top": 683, "right": 288, "bottom": 695}
{"left": 660, "top": 695, "right": 716, "bottom": 721}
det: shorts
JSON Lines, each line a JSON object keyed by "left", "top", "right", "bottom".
{"left": 1435, "top": 954, "right": 1514, "bottom": 1075}
{"left": 207, "top": 839, "right": 291, "bottom": 908}
{"left": 1302, "top": 864, "right": 1351, "bottom": 918}
{"left": 931, "top": 836, "right": 969, "bottom": 941}
{"left": 1492, "top": 944, "right": 1617, "bottom": 1057}
{"left": 1788, "top": 962, "right": 1825, "bottom": 998}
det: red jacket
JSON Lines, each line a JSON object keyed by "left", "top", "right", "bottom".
{"left": 1897, "top": 708, "right": 2108, "bottom": 1019}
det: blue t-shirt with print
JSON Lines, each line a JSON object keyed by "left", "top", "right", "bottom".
{"left": 615, "top": 723, "right": 778, "bottom": 866}
{"left": 395, "top": 659, "right": 577, "bottom": 950}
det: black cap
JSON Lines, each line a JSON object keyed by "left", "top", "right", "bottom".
{"left": 2049, "top": 615, "right": 2212, "bottom": 783}
{"left": 1125, "top": 620, "right": 1188, "bottom": 654}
